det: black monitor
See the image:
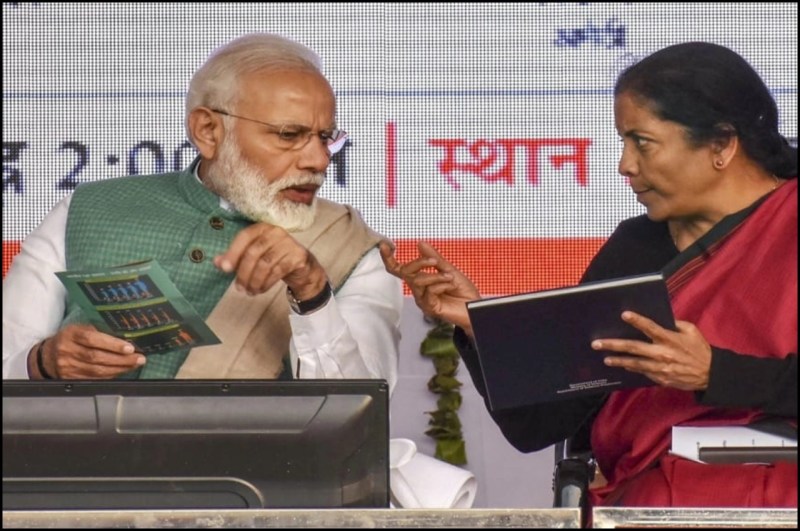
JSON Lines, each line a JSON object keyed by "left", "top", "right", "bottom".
{"left": 2, "top": 379, "right": 389, "bottom": 510}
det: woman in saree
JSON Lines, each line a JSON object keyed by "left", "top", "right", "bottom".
{"left": 380, "top": 41, "right": 797, "bottom": 507}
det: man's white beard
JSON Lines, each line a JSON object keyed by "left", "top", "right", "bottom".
{"left": 204, "top": 136, "right": 324, "bottom": 232}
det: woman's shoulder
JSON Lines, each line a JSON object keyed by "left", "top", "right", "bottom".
{"left": 582, "top": 215, "right": 673, "bottom": 281}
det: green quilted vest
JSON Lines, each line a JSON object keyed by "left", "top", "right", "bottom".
{"left": 64, "top": 161, "right": 253, "bottom": 378}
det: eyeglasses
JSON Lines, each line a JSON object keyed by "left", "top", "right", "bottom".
{"left": 210, "top": 109, "right": 348, "bottom": 155}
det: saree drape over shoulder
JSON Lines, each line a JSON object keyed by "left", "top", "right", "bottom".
{"left": 591, "top": 179, "right": 798, "bottom": 507}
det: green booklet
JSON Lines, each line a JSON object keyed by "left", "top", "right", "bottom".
{"left": 56, "top": 259, "right": 221, "bottom": 355}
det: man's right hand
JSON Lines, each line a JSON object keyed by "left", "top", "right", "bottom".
{"left": 32, "top": 324, "right": 145, "bottom": 379}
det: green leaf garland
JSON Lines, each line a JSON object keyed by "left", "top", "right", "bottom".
{"left": 420, "top": 320, "right": 467, "bottom": 465}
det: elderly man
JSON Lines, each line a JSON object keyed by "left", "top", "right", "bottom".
{"left": 3, "top": 33, "right": 402, "bottom": 389}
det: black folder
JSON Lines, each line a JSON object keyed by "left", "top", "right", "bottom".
{"left": 466, "top": 272, "right": 676, "bottom": 410}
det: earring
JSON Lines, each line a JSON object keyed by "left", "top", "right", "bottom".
{"left": 714, "top": 159, "right": 724, "bottom": 169}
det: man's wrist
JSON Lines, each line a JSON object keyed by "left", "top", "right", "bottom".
{"left": 287, "top": 281, "right": 332, "bottom": 315}
{"left": 36, "top": 339, "right": 55, "bottom": 380}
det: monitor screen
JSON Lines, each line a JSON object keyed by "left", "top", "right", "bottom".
{"left": 2, "top": 379, "right": 389, "bottom": 510}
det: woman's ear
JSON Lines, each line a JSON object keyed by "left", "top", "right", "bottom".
{"left": 188, "top": 107, "right": 226, "bottom": 160}
{"left": 710, "top": 124, "right": 739, "bottom": 170}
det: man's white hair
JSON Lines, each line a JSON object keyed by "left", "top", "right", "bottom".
{"left": 184, "top": 33, "right": 323, "bottom": 144}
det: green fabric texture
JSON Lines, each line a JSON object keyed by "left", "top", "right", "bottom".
{"left": 64, "top": 161, "right": 252, "bottom": 378}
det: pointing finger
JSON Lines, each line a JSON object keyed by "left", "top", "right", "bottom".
{"left": 379, "top": 240, "right": 401, "bottom": 276}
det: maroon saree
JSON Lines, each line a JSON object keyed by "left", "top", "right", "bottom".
{"left": 590, "top": 179, "right": 798, "bottom": 507}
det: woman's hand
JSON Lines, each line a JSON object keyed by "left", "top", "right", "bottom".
{"left": 592, "top": 311, "right": 712, "bottom": 390}
{"left": 379, "top": 240, "right": 480, "bottom": 335}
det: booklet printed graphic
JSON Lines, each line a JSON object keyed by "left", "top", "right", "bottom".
{"left": 466, "top": 272, "right": 675, "bottom": 410}
{"left": 56, "top": 259, "right": 221, "bottom": 355}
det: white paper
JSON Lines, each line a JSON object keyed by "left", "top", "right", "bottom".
{"left": 388, "top": 438, "right": 477, "bottom": 509}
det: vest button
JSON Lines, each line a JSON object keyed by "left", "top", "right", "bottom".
{"left": 189, "top": 248, "right": 205, "bottom": 263}
{"left": 209, "top": 217, "right": 224, "bottom": 230}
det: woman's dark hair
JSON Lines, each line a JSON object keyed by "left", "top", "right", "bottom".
{"left": 615, "top": 41, "right": 797, "bottom": 179}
